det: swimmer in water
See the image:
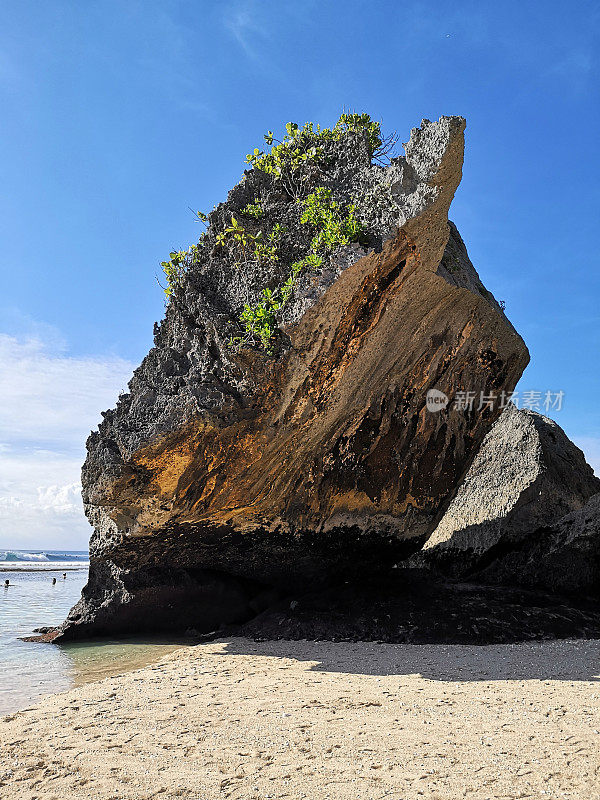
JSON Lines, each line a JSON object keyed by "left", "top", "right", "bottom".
{"left": 52, "top": 577, "right": 57, "bottom": 585}
{"left": 4, "top": 579, "right": 9, "bottom": 588}
{"left": 62, "top": 573, "right": 67, "bottom": 580}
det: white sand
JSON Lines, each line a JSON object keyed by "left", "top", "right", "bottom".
{"left": 1, "top": 637, "right": 599, "bottom": 799}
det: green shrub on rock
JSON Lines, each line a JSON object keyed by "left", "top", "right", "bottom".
{"left": 161, "top": 249, "right": 191, "bottom": 298}
{"left": 160, "top": 111, "right": 396, "bottom": 350}
{"left": 299, "top": 187, "right": 363, "bottom": 251}
{"left": 242, "top": 198, "right": 264, "bottom": 219}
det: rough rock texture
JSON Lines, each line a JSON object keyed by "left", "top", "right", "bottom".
{"left": 58, "top": 115, "right": 530, "bottom": 639}
{"left": 415, "top": 404, "right": 600, "bottom": 591}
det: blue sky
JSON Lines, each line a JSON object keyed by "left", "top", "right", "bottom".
{"left": 0, "top": 0, "right": 599, "bottom": 548}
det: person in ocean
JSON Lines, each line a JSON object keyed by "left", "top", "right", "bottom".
{"left": 4, "top": 579, "right": 9, "bottom": 588}
{"left": 52, "top": 577, "right": 57, "bottom": 585}
{"left": 62, "top": 573, "right": 67, "bottom": 580}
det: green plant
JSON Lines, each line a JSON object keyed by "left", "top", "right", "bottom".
{"left": 235, "top": 288, "right": 282, "bottom": 353}
{"left": 160, "top": 209, "right": 214, "bottom": 299}
{"left": 242, "top": 198, "right": 264, "bottom": 219}
{"left": 245, "top": 122, "right": 320, "bottom": 172}
{"left": 230, "top": 185, "right": 363, "bottom": 352}
{"left": 187, "top": 209, "right": 211, "bottom": 241}
{"left": 244, "top": 113, "right": 392, "bottom": 197}
{"left": 253, "top": 223, "right": 286, "bottom": 264}
{"left": 217, "top": 215, "right": 287, "bottom": 267}
{"left": 230, "top": 182, "right": 365, "bottom": 352}
{"left": 169, "top": 112, "right": 388, "bottom": 341}
{"left": 335, "top": 112, "right": 382, "bottom": 156}
{"left": 244, "top": 122, "right": 324, "bottom": 198}
{"left": 216, "top": 215, "right": 246, "bottom": 246}
{"left": 279, "top": 255, "right": 321, "bottom": 306}
{"left": 215, "top": 216, "right": 257, "bottom": 268}
{"left": 161, "top": 249, "right": 190, "bottom": 298}
{"left": 299, "top": 187, "right": 364, "bottom": 251}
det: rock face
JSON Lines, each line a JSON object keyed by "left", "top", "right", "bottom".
{"left": 59, "top": 115, "right": 529, "bottom": 639}
{"left": 476, "top": 493, "right": 600, "bottom": 595}
{"left": 417, "top": 404, "right": 600, "bottom": 591}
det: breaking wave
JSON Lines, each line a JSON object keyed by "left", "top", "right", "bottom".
{"left": 1, "top": 551, "right": 49, "bottom": 562}
{"left": 0, "top": 551, "right": 89, "bottom": 563}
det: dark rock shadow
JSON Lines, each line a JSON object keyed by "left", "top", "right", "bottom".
{"left": 224, "top": 570, "right": 600, "bottom": 652}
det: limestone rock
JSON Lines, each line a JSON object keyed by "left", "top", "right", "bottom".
{"left": 417, "top": 404, "right": 600, "bottom": 588}
{"left": 58, "top": 115, "right": 529, "bottom": 639}
{"left": 480, "top": 492, "right": 600, "bottom": 595}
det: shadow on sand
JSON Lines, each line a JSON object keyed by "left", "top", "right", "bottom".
{"left": 221, "top": 636, "right": 600, "bottom": 683}
{"left": 208, "top": 570, "right": 600, "bottom": 682}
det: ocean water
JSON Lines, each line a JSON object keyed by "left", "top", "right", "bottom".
{"left": 0, "top": 550, "right": 186, "bottom": 715}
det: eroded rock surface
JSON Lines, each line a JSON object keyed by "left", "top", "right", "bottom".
{"left": 416, "top": 404, "right": 600, "bottom": 591}
{"left": 59, "top": 116, "right": 529, "bottom": 639}
{"left": 471, "top": 492, "right": 600, "bottom": 595}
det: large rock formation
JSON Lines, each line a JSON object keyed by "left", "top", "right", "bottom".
{"left": 416, "top": 404, "right": 600, "bottom": 592}
{"left": 59, "top": 115, "right": 529, "bottom": 639}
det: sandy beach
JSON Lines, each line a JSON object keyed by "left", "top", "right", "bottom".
{"left": 1, "top": 637, "right": 599, "bottom": 800}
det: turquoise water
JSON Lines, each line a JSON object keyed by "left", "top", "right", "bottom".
{"left": 0, "top": 551, "right": 186, "bottom": 715}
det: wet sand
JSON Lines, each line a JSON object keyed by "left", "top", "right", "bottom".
{"left": 1, "top": 637, "right": 599, "bottom": 799}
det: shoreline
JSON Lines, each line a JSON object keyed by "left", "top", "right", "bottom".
{"left": 0, "top": 638, "right": 189, "bottom": 717}
{"left": 0, "top": 566, "right": 88, "bottom": 572}
{"left": 1, "top": 637, "right": 599, "bottom": 799}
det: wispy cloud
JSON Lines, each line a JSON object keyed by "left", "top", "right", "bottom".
{"left": 0, "top": 332, "right": 134, "bottom": 549}
{"left": 397, "top": 1, "right": 597, "bottom": 94}
{"left": 223, "top": 0, "right": 269, "bottom": 61}
{"left": 0, "top": 334, "right": 132, "bottom": 449}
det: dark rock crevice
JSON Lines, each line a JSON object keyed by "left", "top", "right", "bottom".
{"left": 232, "top": 571, "right": 600, "bottom": 645}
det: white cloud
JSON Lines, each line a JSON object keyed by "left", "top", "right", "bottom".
{"left": 0, "top": 333, "right": 134, "bottom": 550}
{"left": 36, "top": 482, "right": 82, "bottom": 514}
{"left": 0, "top": 447, "right": 89, "bottom": 549}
